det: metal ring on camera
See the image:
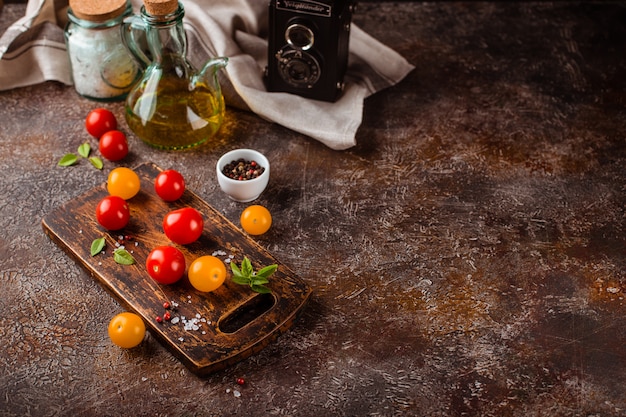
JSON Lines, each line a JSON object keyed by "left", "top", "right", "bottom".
{"left": 285, "top": 23, "right": 314, "bottom": 51}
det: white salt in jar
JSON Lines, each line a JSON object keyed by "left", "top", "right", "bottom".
{"left": 65, "top": 0, "right": 139, "bottom": 101}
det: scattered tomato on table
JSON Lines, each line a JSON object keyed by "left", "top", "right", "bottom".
{"left": 146, "top": 246, "right": 186, "bottom": 285}
{"left": 87, "top": 165, "right": 279, "bottom": 354}
{"left": 99, "top": 130, "right": 129, "bottom": 161}
{"left": 85, "top": 108, "right": 117, "bottom": 139}
{"left": 107, "top": 167, "right": 140, "bottom": 200}
{"left": 155, "top": 169, "right": 186, "bottom": 202}
{"left": 96, "top": 195, "right": 130, "bottom": 231}
{"left": 240, "top": 205, "right": 272, "bottom": 235}
{"left": 188, "top": 255, "right": 227, "bottom": 292}
{"left": 108, "top": 312, "right": 146, "bottom": 349}
{"left": 163, "top": 207, "right": 204, "bottom": 245}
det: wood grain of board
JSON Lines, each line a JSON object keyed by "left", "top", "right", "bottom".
{"left": 41, "top": 162, "right": 312, "bottom": 376}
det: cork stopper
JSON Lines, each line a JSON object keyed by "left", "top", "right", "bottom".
{"left": 143, "top": 0, "right": 178, "bottom": 16}
{"left": 69, "top": 0, "right": 128, "bottom": 22}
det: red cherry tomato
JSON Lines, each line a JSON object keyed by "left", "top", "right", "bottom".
{"left": 96, "top": 195, "right": 130, "bottom": 231}
{"left": 155, "top": 170, "right": 186, "bottom": 202}
{"left": 146, "top": 246, "right": 186, "bottom": 285}
{"left": 163, "top": 207, "right": 204, "bottom": 245}
{"left": 99, "top": 130, "right": 128, "bottom": 161}
{"left": 85, "top": 108, "right": 117, "bottom": 138}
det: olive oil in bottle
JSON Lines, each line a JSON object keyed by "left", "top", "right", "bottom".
{"left": 125, "top": 77, "right": 225, "bottom": 150}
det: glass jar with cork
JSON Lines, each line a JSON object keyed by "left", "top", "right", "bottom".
{"left": 65, "top": 0, "right": 140, "bottom": 101}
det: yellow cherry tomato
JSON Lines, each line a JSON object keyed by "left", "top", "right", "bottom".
{"left": 108, "top": 312, "right": 146, "bottom": 349}
{"left": 188, "top": 255, "right": 226, "bottom": 292}
{"left": 107, "top": 167, "right": 140, "bottom": 200}
{"left": 240, "top": 205, "right": 272, "bottom": 235}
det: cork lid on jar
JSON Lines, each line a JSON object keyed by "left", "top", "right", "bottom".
{"left": 143, "top": 0, "right": 178, "bottom": 16}
{"left": 69, "top": 0, "right": 128, "bottom": 22}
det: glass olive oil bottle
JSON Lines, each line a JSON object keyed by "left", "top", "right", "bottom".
{"left": 122, "top": 0, "right": 227, "bottom": 150}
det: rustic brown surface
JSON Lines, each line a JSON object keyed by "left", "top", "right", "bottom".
{"left": 41, "top": 162, "right": 311, "bottom": 376}
{"left": 1, "top": 1, "right": 625, "bottom": 416}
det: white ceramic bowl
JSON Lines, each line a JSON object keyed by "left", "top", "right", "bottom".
{"left": 216, "top": 149, "right": 270, "bottom": 202}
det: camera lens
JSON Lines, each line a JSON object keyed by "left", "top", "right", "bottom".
{"left": 286, "top": 60, "right": 311, "bottom": 82}
{"left": 285, "top": 24, "right": 314, "bottom": 51}
{"left": 276, "top": 49, "right": 321, "bottom": 88}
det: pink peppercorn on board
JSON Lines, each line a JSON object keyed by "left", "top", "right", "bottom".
{"left": 42, "top": 162, "right": 311, "bottom": 376}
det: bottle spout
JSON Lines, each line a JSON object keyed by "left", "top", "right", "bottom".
{"left": 200, "top": 56, "right": 229, "bottom": 76}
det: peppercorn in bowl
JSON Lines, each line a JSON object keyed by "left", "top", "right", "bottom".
{"left": 216, "top": 149, "right": 270, "bottom": 202}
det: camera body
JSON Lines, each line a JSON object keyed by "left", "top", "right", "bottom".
{"left": 266, "top": 0, "right": 354, "bottom": 102}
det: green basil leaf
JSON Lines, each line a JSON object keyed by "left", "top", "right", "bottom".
{"left": 232, "top": 275, "right": 251, "bottom": 285}
{"left": 231, "top": 271, "right": 246, "bottom": 281}
{"left": 251, "top": 284, "right": 271, "bottom": 294}
{"left": 90, "top": 237, "right": 106, "bottom": 256}
{"left": 58, "top": 154, "right": 78, "bottom": 167}
{"left": 256, "top": 264, "right": 277, "bottom": 279}
{"left": 114, "top": 248, "right": 135, "bottom": 265}
{"left": 89, "top": 156, "right": 104, "bottom": 170}
{"left": 251, "top": 277, "right": 269, "bottom": 286}
{"left": 230, "top": 257, "right": 272, "bottom": 294}
{"left": 230, "top": 262, "right": 242, "bottom": 276}
{"left": 241, "top": 257, "right": 254, "bottom": 277}
{"left": 77, "top": 143, "right": 91, "bottom": 158}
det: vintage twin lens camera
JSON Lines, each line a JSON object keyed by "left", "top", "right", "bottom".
{"left": 266, "top": 0, "right": 354, "bottom": 102}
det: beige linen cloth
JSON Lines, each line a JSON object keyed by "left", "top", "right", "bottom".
{"left": 0, "top": 0, "right": 414, "bottom": 150}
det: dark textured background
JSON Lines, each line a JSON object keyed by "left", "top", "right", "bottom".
{"left": 1, "top": 1, "right": 625, "bottom": 416}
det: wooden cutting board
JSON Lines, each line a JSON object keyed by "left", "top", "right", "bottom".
{"left": 42, "top": 162, "right": 312, "bottom": 376}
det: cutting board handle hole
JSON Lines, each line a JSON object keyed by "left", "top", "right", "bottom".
{"left": 218, "top": 293, "right": 276, "bottom": 334}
